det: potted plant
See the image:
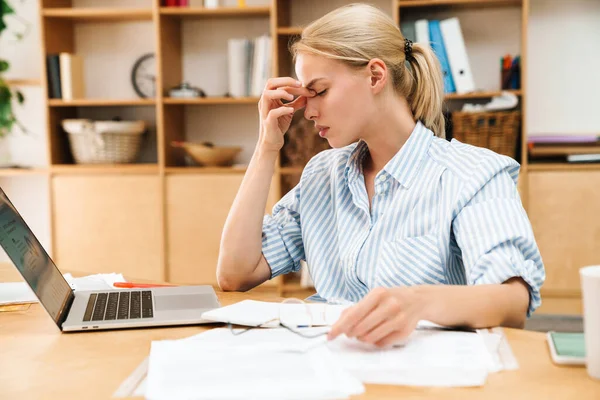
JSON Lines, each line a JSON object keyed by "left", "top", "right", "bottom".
{"left": 0, "top": 0, "right": 30, "bottom": 167}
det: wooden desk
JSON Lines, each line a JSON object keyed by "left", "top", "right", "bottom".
{"left": 1, "top": 265, "right": 599, "bottom": 399}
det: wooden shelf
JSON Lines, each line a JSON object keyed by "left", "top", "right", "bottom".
{"left": 528, "top": 163, "right": 600, "bottom": 172}
{"left": 398, "top": 0, "right": 521, "bottom": 8}
{"left": 42, "top": 8, "right": 153, "bottom": 22}
{"left": 0, "top": 168, "right": 49, "bottom": 177}
{"left": 163, "top": 97, "right": 259, "bottom": 105}
{"left": 51, "top": 164, "right": 159, "bottom": 175}
{"left": 48, "top": 99, "right": 156, "bottom": 107}
{"left": 165, "top": 166, "right": 248, "bottom": 174}
{"left": 279, "top": 167, "right": 304, "bottom": 175}
{"left": 160, "top": 6, "right": 270, "bottom": 18}
{"left": 445, "top": 89, "right": 522, "bottom": 100}
{"left": 5, "top": 79, "right": 42, "bottom": 86}
{"left": 277, "top": 27, "right": 303, "bottom": 36}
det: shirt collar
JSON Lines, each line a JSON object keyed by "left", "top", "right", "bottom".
{"left": 345, "top": 121, "right": 434, "bottom": 189}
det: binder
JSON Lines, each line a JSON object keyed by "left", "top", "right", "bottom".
{"left": 428, "top": 20, "right": 456, "bottom": 94}
{"left": 59, "top": 53, "right": 85, "bottom": 100}
{"left": 415, "top": 19, "right": 429, "bottom": 47}
{"left": 440, "top": 17, "right": 475, "bottom": 94}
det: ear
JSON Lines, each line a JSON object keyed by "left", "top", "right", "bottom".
{"left": 366, "top": 58, "right": 387, "bottom": 94}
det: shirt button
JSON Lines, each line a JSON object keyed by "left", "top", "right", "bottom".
{"left": 378, "top": 175, "right": 387, "bottom": 182}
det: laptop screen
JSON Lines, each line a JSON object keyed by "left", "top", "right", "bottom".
{"left": 0, "top": 187, "right": 73, "bottom": 326}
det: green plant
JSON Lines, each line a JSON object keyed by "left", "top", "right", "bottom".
{"left": 0, "top": 0, "right": 28, "bottom": 137}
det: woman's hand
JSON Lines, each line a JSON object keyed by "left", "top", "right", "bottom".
{"left": 327, "top": 287, "right": 426, "bottom": 347}
{"left": 257, "top": 77, "right": 312, "bottom": 153}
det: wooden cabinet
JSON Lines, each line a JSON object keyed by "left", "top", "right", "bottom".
{"left": 166, "top": 173, "right": 280, "bottom": 287}
{"left": 528, "top": 170, "right": 600, "bottom": 314}
{"left": 52, "top": 175, "right": 164, "bottom": 281}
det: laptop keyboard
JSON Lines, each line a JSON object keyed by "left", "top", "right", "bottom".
{"left": 83, "top": 291, "right": 154, "bottom": 322}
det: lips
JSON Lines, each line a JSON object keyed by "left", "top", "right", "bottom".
{"left": 315, "top": 125, "right": 330, "bottom": 138}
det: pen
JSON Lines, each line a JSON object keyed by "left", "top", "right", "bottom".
{"left": 113, "top": 282, "right": 176, "bottom": 289}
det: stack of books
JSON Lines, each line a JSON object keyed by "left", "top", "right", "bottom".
{"left": 46, "top": 53, "right": 85, "bottom": 100}
{"left": 528, "top": 135, "right": 600, "bottom": 163}
{"left": 402, "top": 17, "right": 475, "bottom": 95}
{"left": 227, "top": 34, "right": 272, "bottom": 98}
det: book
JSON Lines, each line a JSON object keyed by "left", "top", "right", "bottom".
{"left": 46, "top": 54, "right": 62, "bottom": 99}
{"left": 429, "top": 20, "right": 456, "bottom": 94}
{"left": 59, "top": 53, "right": 85, "bottom": 101}
{"left": 228, "top": 38, "right": 250, "bottom": 97}
{"left": 415, "top": 19, "right": 429, "bottom": 46}
{"left": 401, "top": 21, "right": 416, "bottom": 43}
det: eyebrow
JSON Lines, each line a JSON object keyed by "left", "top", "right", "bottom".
{"left": 305, "top": 78, "right": 326, "bottom": 89}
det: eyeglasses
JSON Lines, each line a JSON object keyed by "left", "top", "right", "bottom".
{"left": 227, "top": 298, "right": 344, "bottom": 339}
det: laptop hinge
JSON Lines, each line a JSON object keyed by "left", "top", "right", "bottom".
{"left": 56, "top": 291, "right": 76, "bottom": 331}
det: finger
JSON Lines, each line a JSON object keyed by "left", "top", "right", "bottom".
{"left": 358, "top": 315, "right": 402, "bottom": 345}
{"left": 288, "top": 95, "right": 307, "bottom": 111}
{"left": 328, "top": 288, "right": 387, "bottom": 340}
{"left": 348, "top": 298, "right": 399, "bottom": 339}
{"left": 264, "top": 89, "right": 294, "bottom": 102}
{"left": 265, "top": 77, "right": 302, "bottom": 90}
{"left": 266, "top": 106, "right": 294, "bottom": 122}
{"left": 374, "top": 329, "right": 412, "bottom": 348}
{"left": 279, "top": 86, "right": 315, "bottom": 98}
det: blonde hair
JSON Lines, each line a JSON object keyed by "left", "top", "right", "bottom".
{"left": 291, "top": 3, "right": 446, "bottom": 138}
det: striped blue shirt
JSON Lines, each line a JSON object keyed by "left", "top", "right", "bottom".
{"left": 262, "top": 121, "right": 545, "bottom": 316}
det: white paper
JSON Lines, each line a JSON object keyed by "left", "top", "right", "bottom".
{"left": 0, "top": 281, "right": 37, "bottom": 305}
{"left": 145, "top": 338, "right": 364, "bottom": 400}
{"left": 201, "top": 300, "right": 350, "bottom": 328}
{"left": 326, "top": 328, "right": 495, "bottom": 387}
{"left": 62, "top": 272, "right": 126, "bottom": 291}
{"left": 185, "top": 327, "right": 330, "bottom": 353}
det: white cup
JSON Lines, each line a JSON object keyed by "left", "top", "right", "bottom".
{"left": 580, "top": 265, "right": 600, "bottom": 380}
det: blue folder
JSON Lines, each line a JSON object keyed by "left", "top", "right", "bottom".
{"left": 429, "top": 20, "right": 456, "bottom": 94}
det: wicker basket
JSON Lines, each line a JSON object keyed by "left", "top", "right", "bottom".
{"left": 451, "top": 111, "right": 520, "bottom": 159}
{"left": 62, "top": 119, "right": 145, "bottom": 164}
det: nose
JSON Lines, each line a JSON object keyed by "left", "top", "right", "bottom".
{"left": 304, "top": 98, "right": 318, "bottom": 121}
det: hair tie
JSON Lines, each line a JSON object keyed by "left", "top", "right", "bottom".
{"left": 404, "top": 38, "right": 413, "bottom": 57}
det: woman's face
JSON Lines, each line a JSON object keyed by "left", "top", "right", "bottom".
{"left": 295, "top": 53, "right": 374, "bottom": 148}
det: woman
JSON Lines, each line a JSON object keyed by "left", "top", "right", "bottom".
{"left": 217, "top": 4, "right": 545, "bottom": 347}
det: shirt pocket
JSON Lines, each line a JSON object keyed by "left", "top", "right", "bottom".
{"left": 376, "top": 234, "right": 447, "bottom": 287}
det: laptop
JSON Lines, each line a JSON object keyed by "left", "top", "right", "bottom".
{"left": 0, "top": 186, "right": 221, "bottom": 332}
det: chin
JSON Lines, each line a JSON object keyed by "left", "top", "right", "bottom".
{"left": 327, "top": 137, "right": 356, "bottom": 149}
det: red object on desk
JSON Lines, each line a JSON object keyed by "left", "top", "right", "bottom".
{"left": 113, "top": 282, "right": 176, "bottom": 289}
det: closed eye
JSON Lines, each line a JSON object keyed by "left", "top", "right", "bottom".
{"left": 316, "top": 89, "right": 327, "bottom": 96}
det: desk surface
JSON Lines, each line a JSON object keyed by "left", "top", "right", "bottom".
{"left": 1, "top": 265, "right": 599, "bottom": 399}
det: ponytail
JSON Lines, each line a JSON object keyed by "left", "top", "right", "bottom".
{"left": 403, "top": 44, "right": 446, "bottom": 138}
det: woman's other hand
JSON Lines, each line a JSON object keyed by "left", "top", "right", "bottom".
{"left": 327, "top": 286, "right": 426, "bottom": 347}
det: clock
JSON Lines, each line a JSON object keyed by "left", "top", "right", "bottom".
{"left": 131, "top": 53, "right": 156, "bottom": 98}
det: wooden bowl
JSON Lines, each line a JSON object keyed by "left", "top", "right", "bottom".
{"left": 171, "top": 141, "right": 242, "bottom": 167}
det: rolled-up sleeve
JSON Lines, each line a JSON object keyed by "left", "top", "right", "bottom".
{"left": 262, "top": 183, "right": 305, "bottom": 279}
{"left": 452, "top": 168, "right": 546, "bottom": 316}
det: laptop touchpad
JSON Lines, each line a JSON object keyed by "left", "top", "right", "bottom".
{"left": 154, "top": 294, "right": 211, "bottom": 311}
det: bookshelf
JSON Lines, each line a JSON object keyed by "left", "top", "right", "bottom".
{"left": 33, "top": 0, "right": 593, "bottom": 311}
{"left": 36, "top": 0, "right": 531, "bottom": 295}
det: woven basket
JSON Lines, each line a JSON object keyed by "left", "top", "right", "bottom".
{"left": 451, "top": 111, "right": 520, "bottom": 159}
{"left": 63, "top": 119, "right": 145, "bottom": 164}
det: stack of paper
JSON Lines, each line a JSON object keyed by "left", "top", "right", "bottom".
{"left": 327, "top": 328, "right": 496, "bottom": 387}
{"left": 145, "top": 328, "right": 364, "bottom": 400}
{"left": 0, "top": 282, "right": 37, "bottom": 305}
{"left": 200, "top": 299, "right": 349, "bottom": 328}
